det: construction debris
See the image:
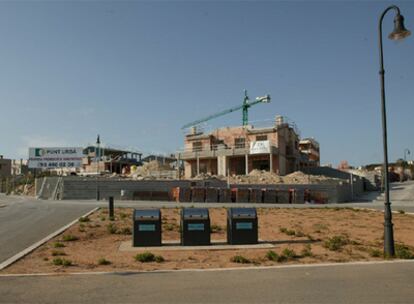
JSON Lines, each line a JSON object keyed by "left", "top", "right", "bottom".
{"left": 130, "top": 160, "right": 176, "bottom": 180}
{"left": 193, "top": 170, "right": 343, "bottom": 185}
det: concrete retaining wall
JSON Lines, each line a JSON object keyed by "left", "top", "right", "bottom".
{"left": 58, "top": 177, "right": 226, "bottom": 200}
{"left": 36, "top": 175, "right": 355, "bottom": 203}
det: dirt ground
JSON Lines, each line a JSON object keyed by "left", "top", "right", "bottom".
{"left": 3, "top": 207, "right": 414, "bottom": 274}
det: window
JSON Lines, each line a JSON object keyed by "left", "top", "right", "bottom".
{"left": 192, "top": 141, "right": 202, "bottom": 152}
{"left": 256, "top": 135, "right": 267, "bottom": 141}
{"left": 234, "top": 138, "right": 245, "bottom": 149}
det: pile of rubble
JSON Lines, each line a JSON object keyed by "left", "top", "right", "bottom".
{"left": 130, "top": 160, "right": 175, "bottom": 180}
{"left": 193, "top": 170, "right": 343, "bottom": 185}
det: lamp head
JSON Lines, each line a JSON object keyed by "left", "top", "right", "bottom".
{"left": 389, "top": 14, "right": 411, "bottom": 40}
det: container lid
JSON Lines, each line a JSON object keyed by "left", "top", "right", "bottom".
{"left": 229, "top": 207, "right": 257, "bottom": 219}
{"left": 134, "top": 209, "right": 160, "bottom": 220}
{"left": 182, "top": 208, "right": 209, "bottom": 220}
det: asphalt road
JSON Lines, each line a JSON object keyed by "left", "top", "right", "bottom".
{"left": 1, "top": 261, "right": 414, "bottom": 303}
{"left": 0, "top": 195, "right": 94, "bottom": 263}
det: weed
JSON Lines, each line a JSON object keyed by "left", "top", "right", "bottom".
{"left": 164, "top": 224, "right": 175, "bottom": 231}
{"left": 43, "top": 257, "right": 49, "bottom": 261}
{"left": 211, "top": 224, "right": 223, "bottom": 233}
{"left": 53, "top": 242, "right": 65, "bottom": 248}
{"left": 295, "top": 231, "right": 305, "bottom": 237}
{"left": 78, "top": 217, "right": 90, "bottom": 223}
{"left": 97, "top": 258, "right": 111, "bottom": 265}
{"left": 53, "top": 258, "right": 72, "bottom": 266}
{"left": 266, "top": 250, "right": 279, "bottom": 261}
{"left": 279, "top": 227, "right": 296, "bottom": 236}
{"left": 109, "top": 216, "right": 115, "bottom": 221}
{"left": 79, "top": 224, "right": 86, "bottom": 233}
{"left": 282, "top": 248, "right": 296, "bottom": 259}
{"left": 100, "top": 216, "right": 106, "bottom": 221}
{"left": 323, "top": 236, "right": 349, "bottom": 251}
{"left": 398, "top": 210, "right": 405, "bottom": 214}
{"left": 369, "top": 248, "right": 382, "bottom": 258}
{"left": 230, "top": 255, "right": 251, "bottom": 264}
{"left": 51, "top": 250, "right": 66, "bottom": 256}
{"left": 135, "top": 252, "right": 156, "bottom": 262}
{"left": 395, "top": 244, "right": 414, "bottom": 259}
{"left": 119, "top": 227, "right": 132, "bottom": 235}
{"left": 155, "top": 255, "right": 165, "bottom": 263}
{"left": 107, "top": 223, "right": 117, "bottom": 234}
{"left": 62, "top": 235, "right": 78, "bottom": 242}
{"left": 301, "top": 244, "right": 313, "bottom": 257}
{"left": 120, "top": 213, "right": 127, "bottom": 219}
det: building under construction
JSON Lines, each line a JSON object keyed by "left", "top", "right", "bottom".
{"left": 178, "top": 116, "right": 320, "bottom": 178}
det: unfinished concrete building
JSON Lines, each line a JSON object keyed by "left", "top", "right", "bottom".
{"left": 179, "top": 116, "right": 318, "bottom": 178}
{"left": 82, "top": 146, "right": 142, "bottom": 174}
{"left": 298, "top": 138, "right": 320, "bottom": 167}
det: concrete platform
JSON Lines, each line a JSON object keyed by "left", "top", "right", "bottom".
{"left": 119, "top": 240, "right": 275, "bottom": 251}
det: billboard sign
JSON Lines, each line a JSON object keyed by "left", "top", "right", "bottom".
{"left": 28, "top": 147, "right": 84, "bottom": 169}
{"left": 249, "top": 140, "right": 270, "bottom": 154}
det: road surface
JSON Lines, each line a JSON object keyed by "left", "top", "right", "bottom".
{"left": 0, "top": 195, "right": 94, "bottom": 263}
{"left": 1, "top": 261, "right": 413, "bottom": 303}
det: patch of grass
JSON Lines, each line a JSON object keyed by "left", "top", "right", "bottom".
{"left": 119, "top": 227, "right": 132, "bottom": 235}
{"left": 395, "top": 244, "right": 414, "bottom": 259}
{"left": 230, "top": 255, "right": 251, "bottom": 264}
{"left": 134, "top": 252, "right": 165, "bottom": 263}
{"left": 301, "top": 244, "right": 313, "bottom": 257}
{"left": 282, "top": 248, "right": 296, "bottom": 259}
{"left": 155, "top": 255, "right": 165, "bottom": 263}
{"left": 135, "top": 252, "right": 155, "bottom": 263}
{"left": 120, "top": 213, "right": 127, "bottom": 219}
{"left": 279, "top": 227, "right": 296, "bottom": 236}
{"left": 97, "top": 258, "right": 111, "bottom": 265}
{"left": 52, "top": 258, "right": 72, "bottom": 266}
{"left": 211, "top": 224, "right": 223, "bottom": 233}
{"left": 53, "top": 242, "right": 65, "bottom": 248}
{"left": 100, "top": 216, "right": 106, "bottom": 221}
{"left": 109, "top": 216, "right": 115, "bottom": 221}
{"left": 107, "top": 223, "right": 117, "bottom": 234}
{"left": 62, "top": 235, "right": 78, "bottom": 242}
{"left": 78, "top": 216, "right": 90, "bottom": 223}
{"left": 369, "top": 248, "right": 382, "bottom": 258}
{"left": 164, "top": 223, "right": 175, "bottom": 231}
{"left": 79, "top": 223, "right": 86, "bottom": 232}
{"left": 51, "top": 250, "right": 66, "bottom": 256}
{"left": 323, "top": 236, "right": 349, "bottom": 251}
{"left": 266, "top": 250, "right": 279, "bottom": 261}
{"left": 398, "top": 210, "right": 405, "bottom": 214}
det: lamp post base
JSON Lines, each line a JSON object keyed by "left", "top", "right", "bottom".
{"left": 384, "top": 220, "right": 395, "bottom": 257}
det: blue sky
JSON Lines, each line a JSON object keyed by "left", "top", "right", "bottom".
{"left": 0, "top": 1, "right": 413, "bottom": 166}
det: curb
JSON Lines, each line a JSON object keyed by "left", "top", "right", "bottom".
{"left": 0, "top": 207, "right": 100, "bottom": 271}
{"left": 1, "top": 259, "right": 414, "bottom": 277}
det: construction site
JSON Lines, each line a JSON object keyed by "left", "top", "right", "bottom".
{"left": 5, "top": 90, "right": 382, "bottom": 204}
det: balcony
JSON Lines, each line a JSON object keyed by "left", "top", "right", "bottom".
{"left": 178, "top": 142, "right": 279, "bottom": 160}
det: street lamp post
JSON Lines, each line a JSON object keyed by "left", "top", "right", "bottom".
{"left": 404, "top": 148, "right": 411, "bottom": 162}
{"left": 378, "top": 5, "right": 411, "bottom": 257}
{"left": 96, "top": 134, "right": 100, "bottom": 201}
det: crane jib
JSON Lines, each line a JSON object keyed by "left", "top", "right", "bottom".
{"left": 181, "top": 91, "right": 271, "bottom": 129}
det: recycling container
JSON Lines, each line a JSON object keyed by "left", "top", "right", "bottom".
{"left": 132, "top": 209, "right": 162, "bottom": 247}
{"left": 227, "top": 207, "right": 258, "bottom": 245}
{"left": 181, "top": 208, "right": 210, "bottom": 246}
